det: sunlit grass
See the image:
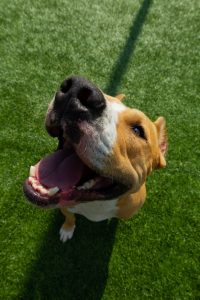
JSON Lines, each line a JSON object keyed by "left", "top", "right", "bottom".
{"left": 0, "top": 0, "right": 199, "bottom": 299}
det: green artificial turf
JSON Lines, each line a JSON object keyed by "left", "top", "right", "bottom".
{"left": 0, "top": 0, "right": 200, "bottom": 299}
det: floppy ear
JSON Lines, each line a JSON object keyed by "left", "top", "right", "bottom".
{"left": 154, "top": 117, "right": 167, "bottom": 168}
{"left": 115, "top": 94, "right": 126, "bottom": 101}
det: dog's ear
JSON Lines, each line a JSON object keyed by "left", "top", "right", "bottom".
{"left": 115, "top": 94, "right": 125, "bottom": 101}
{"left": 154, "top": 117, "right": 167, "bottom": 168}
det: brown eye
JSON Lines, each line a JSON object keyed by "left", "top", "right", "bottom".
{"left": 132, "top": 125, "right": 146, "bottom": 140}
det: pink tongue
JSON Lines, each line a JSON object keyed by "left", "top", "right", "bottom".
{"left": 36, "top": 149, "right": 85, "bottom": 191}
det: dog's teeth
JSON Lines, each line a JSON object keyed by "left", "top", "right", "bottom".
{"left": 32, "top": 181, "right": 38, "bottom": 190}
{"left": 84, "top": 180, "right": 94, "bottom": 189}
{"left": 28, "top": 177, "right": 36, "bottom": 185}
{"left": 29, "top": 166, "right": 36, "bottom": 177}
{"left": 48, "top": 187, "right": 60, "bottom": 196}
{"left": 29, "top": 177, "right": 38, "bottom": 186}
{"left": 77, "top": 186, "right": 85, "bottom": 190}
{"left": 37, "top": 185, "right": 48, "bottom": 195}
{"left": 77, "top": 179, "right": 95, "bottom": 190}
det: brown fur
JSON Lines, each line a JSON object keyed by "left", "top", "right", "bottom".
{"left": 60, "top": 207, "right": 76, "bottom": 231}
{"left": 60, "top": 93, "right": 167, "bottom": 232}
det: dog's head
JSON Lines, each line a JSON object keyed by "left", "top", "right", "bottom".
{"left": 24, "top": 76, "right": 167, "bottom": 208}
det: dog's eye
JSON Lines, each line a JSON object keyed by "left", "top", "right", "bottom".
{"left": 132, "top": 125, "right": 146, "bottom": 139}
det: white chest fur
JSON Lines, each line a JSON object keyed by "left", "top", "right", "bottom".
{"left": 68, "top": 199, "right": 118, "bottom": 222}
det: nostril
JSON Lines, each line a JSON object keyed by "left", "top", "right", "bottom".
{"left": 46, "top": 124, "right": 62, "bottom": 138}
{"left": 77, "top": 87, "right": 92, "bottom": 107}
{"left": 60, "top": 78, "right": 73, "bottom": 93}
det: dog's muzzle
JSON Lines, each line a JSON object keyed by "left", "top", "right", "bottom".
{"left": 46, "top": 76, "right": 106, "bottom": 142}
{"left": 23, "top": 76, "right": 129, "bottom": 208}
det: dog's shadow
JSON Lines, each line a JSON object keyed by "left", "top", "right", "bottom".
{"left": 21, "top": 212, "right": 118, "bottom": 300}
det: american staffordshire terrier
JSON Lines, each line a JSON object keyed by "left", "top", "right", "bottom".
{"left": 23, "top": 76, "right": 167, "bottom": 242}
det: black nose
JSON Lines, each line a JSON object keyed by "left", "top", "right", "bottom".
{"left": 54, "top": 76, "right": 106, "bottom": 121}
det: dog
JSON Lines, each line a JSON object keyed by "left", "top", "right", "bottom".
{"left": 23, "top": 76, "right": 167, "bottom": 242}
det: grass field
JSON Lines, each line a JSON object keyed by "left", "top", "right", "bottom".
{"left": 0, "top": 0, "right": 200, "bottom": 299}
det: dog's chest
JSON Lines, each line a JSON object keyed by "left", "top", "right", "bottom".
{"left": 68, "top": 199, "right": 118, "bottom": 221}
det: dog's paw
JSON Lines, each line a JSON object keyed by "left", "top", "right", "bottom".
{"left": 59, "top": 226, "right": 75, "bottom": 242}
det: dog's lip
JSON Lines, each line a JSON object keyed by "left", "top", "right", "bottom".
{"left": 23, "top": 179, "right": 105, "bottom": 208}
{"left": 23, "top": 180, "right": 61, "bottom": 208}
{"left": 23, "top": 145, "right": 130, "bottom": 208}
{"left": 23, "top": 171, "right": 129, "bottom": 209}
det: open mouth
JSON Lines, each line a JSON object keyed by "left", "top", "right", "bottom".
{"left": 23, "top": 146, "right": 128, "bottom": 208}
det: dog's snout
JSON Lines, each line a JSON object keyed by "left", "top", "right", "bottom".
{"left": 60, "top": 77, "right": 73, "bottom": 94}
{"left": 55, "top": 76, "right": 106, "bottom": 120}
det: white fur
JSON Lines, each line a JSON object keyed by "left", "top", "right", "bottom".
{"left": 69, "top": 101, "right": 124, "bottom": 222}
{"left": 110, "top": 101, "right": 126, "bottom": 113}
{"left": 59, "top": 225, "right": 76, "bottom": 242}
{"left": 76, "top": 101, "right": 125, "bottom": 171}
{"left": 68, "top": 199, "right": 118, "bottom": 222}
{"left": 50, "top": 98, "right": 125, "bottom": 224}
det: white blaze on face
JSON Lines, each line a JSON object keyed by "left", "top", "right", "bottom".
{"left": 75, "top": 100, "right": 126, "bottom": 170}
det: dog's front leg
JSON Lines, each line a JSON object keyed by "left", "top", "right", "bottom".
{"left": 59, "top": 207, "right": 76, "bottom": 242}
